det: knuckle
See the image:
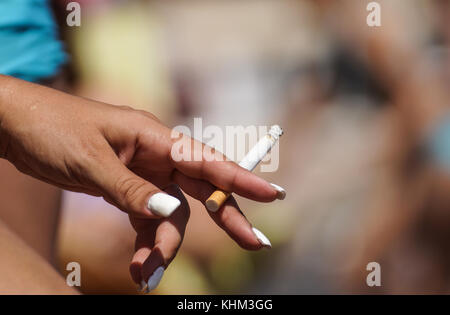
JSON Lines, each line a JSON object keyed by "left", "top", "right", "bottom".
{"left": 114, "top": 175, "right": 147, "bottom": 208}
{"left": 144, "top": 112, "right": 160, "bottom": 122}
{"left": 134, "top": 109, "right": 160, "bottom": 122}
{"left": 117, "top": 105, "right": 134, "bottom": 111}
{"left": 128, "top": 110, "right": 154, "bottom": 125}
{"left": 136, "top": 110, "right": 161, "bottom": 125}
{"left": 118, "top": 105, "right": 158, "bottom": 122}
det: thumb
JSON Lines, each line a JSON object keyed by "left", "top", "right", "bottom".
{"left": 91, "top": 153, "right": 180, "bottom": 219}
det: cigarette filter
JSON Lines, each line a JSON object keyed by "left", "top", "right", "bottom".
{"left": 205, "top": 125, "right": 283, "bottom": 212}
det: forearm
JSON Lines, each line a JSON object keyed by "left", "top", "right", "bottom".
{"left": 0, "top": 74, "right": 32, "bottom": 160}
{"left": 0, "top": 74, "right": 81, "bottom": 162}
{"left": 0, "top": 74, "right": 15, "bottom": 159}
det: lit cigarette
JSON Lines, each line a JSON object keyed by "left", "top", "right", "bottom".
{"left": 205, "top": 125, "right": 284, "bottom": 212}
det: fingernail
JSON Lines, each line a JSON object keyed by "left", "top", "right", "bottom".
{"left": 147, "top": 266, "right": 165, "bottom": 292}
{"left": 138, "top": 280, "right": 149, "bottom": 293}
{"left": 270, "top": 183, "right": 286, "bottom": 200}
{"left": 147, "top": 193, "right": 181, "bottom": 217}
{"left": 252, "top": 227, "right": 272, "bottom": 249}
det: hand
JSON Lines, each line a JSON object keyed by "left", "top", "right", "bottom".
{"left": 0, "top": 75, "right": 282, "bottom": 291}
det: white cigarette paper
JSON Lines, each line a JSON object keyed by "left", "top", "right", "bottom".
{"left": 205, "top": 125, "right": 283, "bottom": 212}
{"left": 238, "top": 125, "right": 283, "bottom": 171}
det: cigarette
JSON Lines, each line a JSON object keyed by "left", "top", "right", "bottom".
{"left": 205, "top": 125, "right": 283, "bottom": 212}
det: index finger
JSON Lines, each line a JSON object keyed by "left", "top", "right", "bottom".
{"left": 169, "top": 134, "right": 278, "bottom": 202}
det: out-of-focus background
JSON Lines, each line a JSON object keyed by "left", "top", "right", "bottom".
{"left": 50, "top": 0, "right": 450, "bottom": 294}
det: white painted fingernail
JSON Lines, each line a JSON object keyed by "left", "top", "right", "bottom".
{"left": 138, "top": 280, "right": 149, "bottom": 293}
{"left": 252, "top": 227, "right": 272, "bottom": 249}
{"left": 270, "top": 183, "right": 286, "bottom": 200}
{"left": 147, "top": 266, "right": 165, "bottom": 292}
{"left": 147, "top": 193, "right": 180, "bottom": 217}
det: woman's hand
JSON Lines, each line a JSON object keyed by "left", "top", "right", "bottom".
{"left": 0, "top": 75, "right": 281, "bottom": 291}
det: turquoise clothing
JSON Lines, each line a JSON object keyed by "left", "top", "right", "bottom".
{"left": 0, "top": 0, "right": 68, "bottom": 82}
{"left": 428, "top": 113, "right": 450, "bottom": 172}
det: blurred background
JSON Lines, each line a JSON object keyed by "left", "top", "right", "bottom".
{"left": 45, "top": 0, "right": 450, "bottom": 294}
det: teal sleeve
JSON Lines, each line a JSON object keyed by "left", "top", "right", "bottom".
{"left": 0, "top": 0, "right": 68, "bottom": 82}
